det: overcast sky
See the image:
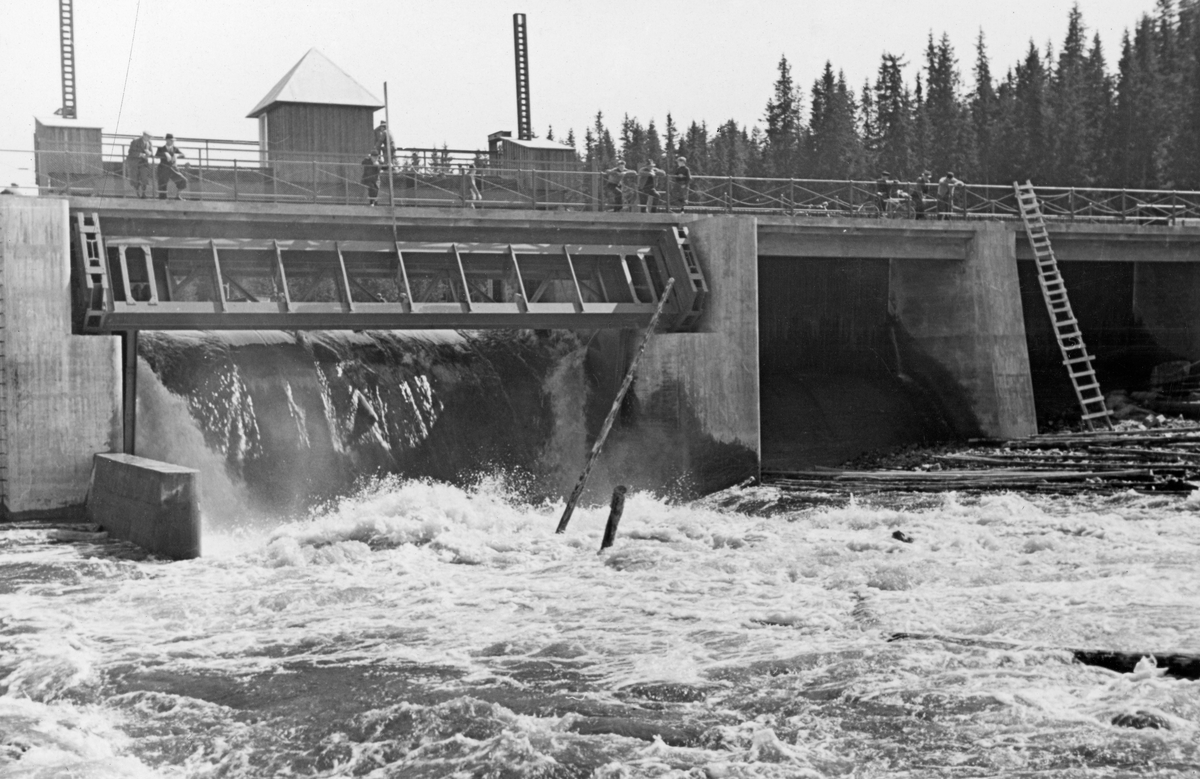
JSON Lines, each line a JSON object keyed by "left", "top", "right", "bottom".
{"left": 0, "top": 1, "right": 1160, "bottom": 186}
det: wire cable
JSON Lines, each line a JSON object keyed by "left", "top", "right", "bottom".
{"left": 110, "top": 0, "right": 142, "bottom": 148}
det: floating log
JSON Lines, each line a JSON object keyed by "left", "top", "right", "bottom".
{"left": 889, "top": 632, "right": 1200, "bottom": 681}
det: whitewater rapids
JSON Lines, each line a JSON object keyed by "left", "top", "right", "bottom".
{"left": 2, "top": 480, "right": 1198, "bottom": 777}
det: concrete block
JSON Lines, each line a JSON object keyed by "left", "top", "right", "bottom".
{"left": 87, "top": 453, "right": 200, "bottom": 559}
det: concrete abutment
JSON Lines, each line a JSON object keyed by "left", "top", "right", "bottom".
{"left": 0, "top": 197, "right": 121, "bottom": 519}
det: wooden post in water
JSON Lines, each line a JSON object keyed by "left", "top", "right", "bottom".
{"left": 598, "top": 486, "right": 627, "bottom": 552}
{"left": 555, "top": 278, "right": 675, "bottom": 534}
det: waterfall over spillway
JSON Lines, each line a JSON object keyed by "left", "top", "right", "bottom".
{"left": 135, "top": 329, "right": 590, "bottom": 517}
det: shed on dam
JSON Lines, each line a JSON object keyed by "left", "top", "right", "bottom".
{"left": 247, "top": 49, "right": 383, "bottom": 167}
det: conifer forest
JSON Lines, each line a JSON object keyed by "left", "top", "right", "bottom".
{"left": 559, "top": 2, "right": 1200, "bottom": 189}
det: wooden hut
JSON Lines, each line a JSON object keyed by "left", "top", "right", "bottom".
{"left": 247, "top": 49, "right": 382, "bottom": 192}
{"left": 487, "top": 132, "right": 582, "bottom": 206}
{"left": 33, "top": 116, "right": 104, "bottom": 193}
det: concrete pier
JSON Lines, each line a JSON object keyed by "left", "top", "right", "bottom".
{"left": 0, "top": 198, "right": 121, "bottom": 519}
{"left": 87, "top": 453, "right": 201, "bottom": 559}
{"left": 888, "top": 222, "right": 1036, "bottom": 439}
{"left": 630, "top": 216, "right": 761, "bottom": 493}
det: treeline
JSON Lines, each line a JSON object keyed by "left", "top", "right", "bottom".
{"left": 552, "top": 2, "right": 1200, "bottom": 190}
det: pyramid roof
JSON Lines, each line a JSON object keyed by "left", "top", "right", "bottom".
{"left": 247, "top": 49, "right": 382, "bottom": 118}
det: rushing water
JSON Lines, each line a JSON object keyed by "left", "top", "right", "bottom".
{"left": 2, "top": 333, "right": 1199, "bottom": 777}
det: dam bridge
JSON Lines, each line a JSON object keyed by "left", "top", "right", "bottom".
{"left": 6, "top": 191, "right": 1200, "bottom": 519}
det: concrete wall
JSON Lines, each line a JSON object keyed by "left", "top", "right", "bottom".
{"left": 0, "top": 197, "right": 121, "bottom": 518}
{"left": 622, "top": 216, "right": 760, "bottom": 494}
{"left": 888, "top": 222, "right": 1037, "bottom": 439}
{"left": 87, "top": 453, "right": 200, "bottom": 559}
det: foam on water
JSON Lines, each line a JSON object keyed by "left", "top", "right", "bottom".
{"left": 2, "top": 476, "right": 1199, "bottom": 777}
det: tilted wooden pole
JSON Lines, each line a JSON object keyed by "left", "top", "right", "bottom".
{"left": 384, "top": 82, "right": 397, "bottom": 242}
{"left": 598, "top": 486, "right": 627, "bottom": 552}
{"left": 556, "top": 278, "right": 675, "bottom": 534}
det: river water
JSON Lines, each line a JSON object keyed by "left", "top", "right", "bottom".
{"left": 2, "top": 333, "right": 1199, "bottom": 777}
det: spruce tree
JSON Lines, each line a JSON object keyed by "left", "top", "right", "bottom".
{"left": 764, "top": 55, "right": 804, "bottom": 176}
{"left": 970, "top": 31, "right": 999, "bottom": 184}
{"left": 873, "top": 54, "right": 915, "bottom": 177}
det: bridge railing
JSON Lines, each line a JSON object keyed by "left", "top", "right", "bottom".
{"left": 10, "top": 146, "right": 1200, "bottom": 225}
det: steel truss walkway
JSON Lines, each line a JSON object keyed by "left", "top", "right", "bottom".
{"left": 73, "top": 213, "right": 707, "bottom": 332}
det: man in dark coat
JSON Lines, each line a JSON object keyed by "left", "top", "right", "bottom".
{"left": 155, "top": 134, "right": 187, "bottom": 200}
{"left": 125, "top": 131, "right": 154, "bottom": 198}
{"left": 361, "top": 152, "right": 382, "bottom": 205}
{"left": 671, "top": 156, "right": 692, "bottom": 212}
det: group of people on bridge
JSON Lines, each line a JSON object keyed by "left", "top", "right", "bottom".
{"left": 876, "top": 170, "right": 963, "bottom": 219}
{"left": 360, "top": 121, "right": 485, "bottom": 208}
{"left": 604, "top": 157, "right": 692, "bottom": 213}
{"left": 124, "top": 132, "right": 189, "bottom": 200}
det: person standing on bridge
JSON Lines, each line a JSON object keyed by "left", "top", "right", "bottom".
{"left": 374, "top": 120, "right": 395, "bottom": 160}
{"left": 604, "top": 159, "right": 627, "bottom": 212}
{"left": 912, "top": 170, "right": 932, "bottom": 220}
{"left": 875, "top": 171, "right": 892, "bottom": 215}
{"left": 466, "top": 155, "right": 483, "bottom": 208}
{"left": 937, "top": 170, "right": 963, "bottom": 219}
{"left": 155, "top": 134, "right": 187, "bottom": 200}
{"left": 361, "top": 152, "right": 382, "bottom": 206}
{"left": 125, "top": 131, "right": 154, "bottom": 198}
{"left": 671, "top": 156, "right": 692, "bottom": 212}
{"left": 621, "top": 165, "right": 640, "bottom": 213}
{"left": 638, "top": 158, "right": 664, "bottom": 213}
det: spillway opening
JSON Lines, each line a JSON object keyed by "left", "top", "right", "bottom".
{"left": 1018, "top": 260, "right": 1184, "bottom": 427}
{"left": 757, "top": 257, "right": 955, "bottom": 470}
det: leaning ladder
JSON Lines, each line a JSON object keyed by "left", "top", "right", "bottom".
{"left": 1014, "top": 180, "right": 1113, "bottom": 430}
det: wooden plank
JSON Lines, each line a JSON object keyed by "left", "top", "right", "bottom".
{"left": 141, "top": 247, "right": 160, "bottom": 305}
{"left": 506, "top": 244, "right": 529, "bottom": 311}
{"left": 116, "top": 246, "right": 136, "bottom": 305}
{"left": 273, "top": 240, "right": 293, "bottom": 312}
{"left": 449, "top": 243, "right": 472, "bottom": 312}
{"left": 335, "top": 241, "right": 355, "bottom": 312}
{"left": 395, "top": 243, "right": 414, "bottom": 312}
{"left": 562, "top": 246, "right": 586, "bottom": 312}
{"left": 209, "top": 240, "right": 227, "bottom": 312}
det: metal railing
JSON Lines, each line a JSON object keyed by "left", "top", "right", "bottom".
{"left": 9, "top": 146, "right": 1200, "bottom": 225}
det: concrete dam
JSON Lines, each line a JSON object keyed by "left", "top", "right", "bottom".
{"left": 4, "top": 193, "right": 1200, "bottom": 520}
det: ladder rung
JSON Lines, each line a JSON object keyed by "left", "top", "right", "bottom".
{"left": 1077, "top": 382, "right": 1101, "bottom": 393}
{"left": 1082, "top": 410, "right": 1112, "bottom": 420}
{"left": 1063, "top": 354, "right": 1094, "bottom": 365}
{"left": 1054, "top": 318, "right": 1078, "bottom": 328}
{"left": 1070, "top": 369, "right": 1096, "bottom": 379}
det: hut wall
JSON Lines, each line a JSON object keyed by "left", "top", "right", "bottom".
{"left": 261, "top": 104, "right": 376, "bottom": 188}
{"left": 34, "top": 120, "right": 104, "bottom": 188}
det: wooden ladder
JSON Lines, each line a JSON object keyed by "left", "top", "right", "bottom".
{"left": 1014, "top": 180, "right": 1113, "bottom": 430}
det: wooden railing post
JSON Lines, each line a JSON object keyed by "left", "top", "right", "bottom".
{"left": 233, "top": 159, "right": 239, "bottom": 202}
{"left": 725, "top": 177, "right": 733, "bottom": 213}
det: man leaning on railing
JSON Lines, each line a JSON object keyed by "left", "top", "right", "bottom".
{"left": 937, "top": 171, "right": 963, "bottom": 219}
{"left": 155, "top": 134, "right": 188, "bottom": 200}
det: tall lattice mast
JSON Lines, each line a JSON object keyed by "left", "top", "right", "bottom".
{"left": 513, "top": 13, "right": 531, "bottom": 140}
{"left": 59, "top": 0, "right": 77, "bottom": 118}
